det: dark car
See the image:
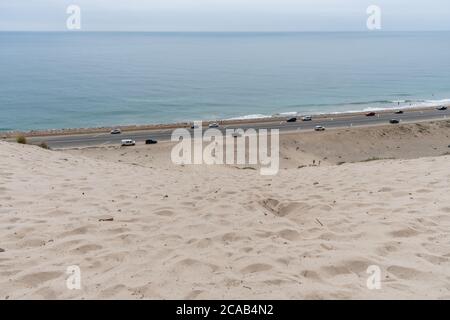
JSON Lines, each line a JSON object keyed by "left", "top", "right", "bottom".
{"left": 145, "top": 139, "right": 158, "bottom": 145}
{"left": 389, "top": 119, "right": 400, "bottom": 124}
{"left": 366, "top": 112, "right": 376, "bottom": 117}
{"left": 286, "top": 117, "right": 297, "bottom": 123}
{"left": 395, "top": 110, "right": 404, "bottom": 114}
{"left": 437, "top": 106, "right": 448, "bottom": 111}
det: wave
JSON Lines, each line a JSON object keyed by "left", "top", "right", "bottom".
{"left": 227, "top": 114, "right": 273, "bottom": 120}
{"left": 225, "top": 98, "right": 450, "bottom": 121}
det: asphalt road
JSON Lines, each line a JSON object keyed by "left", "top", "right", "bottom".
{"left": 25, "top": 108, "right": 450, "bottom": 149}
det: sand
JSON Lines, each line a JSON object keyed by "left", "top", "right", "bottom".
{"left": 1, "top": 120, "right": 450, "bottom": 299}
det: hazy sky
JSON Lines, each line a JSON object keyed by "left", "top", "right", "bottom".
{"left": 1, "top": 0, "right": 449, "bottom": 31}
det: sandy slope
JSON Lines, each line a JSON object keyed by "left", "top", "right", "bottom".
{"left": 1, "top": 123, "right": 450, "bottom": 299}
{"left": 67, "top": 120, "right": 450, "bottom": 169}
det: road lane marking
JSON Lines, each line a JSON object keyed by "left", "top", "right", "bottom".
{"left": 32, "top": 111, "right": 450, "bottom": 148}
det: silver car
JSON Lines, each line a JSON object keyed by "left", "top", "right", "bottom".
{"left": 121, "top": 139, "right": 136, "bottom": 146}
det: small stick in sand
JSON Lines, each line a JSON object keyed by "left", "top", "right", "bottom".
{"left": 316, "top": 218, "right": 324, "bottom": 227}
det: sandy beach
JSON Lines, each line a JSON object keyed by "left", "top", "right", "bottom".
{"left": 1, "top": 119, "right": 449, "bottom": 299}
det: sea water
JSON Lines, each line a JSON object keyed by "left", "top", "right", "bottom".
{"left": 1, "top": 31, "right": 450, "bottom": 131}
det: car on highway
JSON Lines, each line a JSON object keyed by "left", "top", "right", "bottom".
{"left": 314, "top": 125, "right": 325, "bottom": 131}
{"left": 110, "top": 128, "right": 121, "bottom": 134}
{"left": 208, "top": 123, "right": 220, "bottom": 128}
{"left": 395, "top": 110, "right": 404, "bottom": 114}
{"left": 231, "top": 132, "right": 242, "bottom": 138}
{"left": 145, "top": 139, "right": 158, "bottom": 145}
{"left": 302, "top": 116, "right": 312, "bottom": 121}
{"left": 286, "top": 117, "right": 297, "bottom": 123}
{"left": 437, "top": 106, "right": 448, "bottom": 111}
{"left": 366, "top": 112, "right": 376, "bottom": 117}
{"left": 389, "top": 119, "right": 400, "bottom": 124}
{"left": 121, "top": 139, "right": 135, "bottom": 146}
{"left": 190, "top": 124, "right": 200, "bottom": 129}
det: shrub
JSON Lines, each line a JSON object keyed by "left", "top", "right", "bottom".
{"left": 16, "top": 135, "right": 27, "bottom": 144}
{"left": 39, "top": 142, "right": 50, "bottom": 150}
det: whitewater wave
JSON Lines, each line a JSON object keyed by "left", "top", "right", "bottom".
{"left": 225, "top": 98, "right": 450, "bottom": 121}
{"left": 227, "top": 114, "right": 273, "bottom": 120}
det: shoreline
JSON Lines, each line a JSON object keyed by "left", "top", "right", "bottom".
{"left": 2, "top": 105, "right": 449, "bottom": 139}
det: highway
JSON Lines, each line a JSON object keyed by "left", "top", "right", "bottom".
{"left": 24, "top": 108, "right": 450, "bottom": 149}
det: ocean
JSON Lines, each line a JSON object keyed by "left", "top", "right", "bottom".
{"left": 1, "top": 31, "right": 450, "bottom": 131}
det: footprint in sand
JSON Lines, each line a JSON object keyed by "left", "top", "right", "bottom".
{"left": 389, "top": 227, "right": 420, "bottom": 238}
{"left": 72, "top": 243, "right": 103, "bottom": 254}
{"left": 415, "top": 189, "right": 432, "bottom": 194}
{"left": 60, "top": 226, "right": 90, "bottom": 238}
{"left": 153, "top": 208, "right": 175, "bottom": 217}
{"left": 240, "top": 263, "right": 273, "bottom": 274}
{"left": 17, "top": 238, "right": 47, "bottom": 248}
{"left": 416, "top": 253, "right": 449, "bottom": 265}
{"left": 387, "top": 265, "right": 429, "bottom": 281}
{"left": 321, "top": 259, "right": 370, "bottom": 276}
{"left": 193, "top": 238, "right": 213, "bottom": 249}
{"left": 260, "top": 198, "right": 310, "bottom": 218}
{"left": 106, "top": 227, "right": 131, "bottom": 235}
{"left": 99, "top": 284, "right": 128, "bottom": 299}
{"left": 18, "top": 271, "right": 62, "bottom": 287}
{"left": 277, "top": 229, "right": 300, "bottom": 241}
{"left": 172, "top": 258, "right": 220, "bottom": 275}
{"left": 376, "top": 241, "right": 401, "bottom": 255}
{"left": 263, "top": 278, "right": 289, "bottom": 286}
{"left": 301, "top": 270, "right": 322, "bottom": 281}
{"left": 220, "top": 232, "right": 249, "bottom": 243}
{"left": 184, "top": 289, "right": 205, "bottom": 299}
{"left": 32, "top": 287, "right": 59, "bottom": 299}
{"left": 377, "top": 187, "right": 394, "bottom": 193}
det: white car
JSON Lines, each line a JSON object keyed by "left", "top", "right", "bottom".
{"left": 302, "top": 116, "right": 312, "bottom": 121}
{"left": 314, "top": 125, "right": 325, "bottom": 131}
{"left": 110, "top": 128, "right": 122, "bottom": 134}
{"left": 121, "top": 139, "right": 136, "bottom": 146}
{"left": 209, "top": 123, "right": 220, "bottom": 128}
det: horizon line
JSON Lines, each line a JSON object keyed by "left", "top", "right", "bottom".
{"left": 1, "top": 29, "right": 450, "bottom": 33}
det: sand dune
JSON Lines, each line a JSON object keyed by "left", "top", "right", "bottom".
{"left": 1, "top": 122, "right": 450, "bottom": 299}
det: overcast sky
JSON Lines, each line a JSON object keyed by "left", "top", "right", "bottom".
{"left": 1, "top": 0, "right": 449, "bottom": 31}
